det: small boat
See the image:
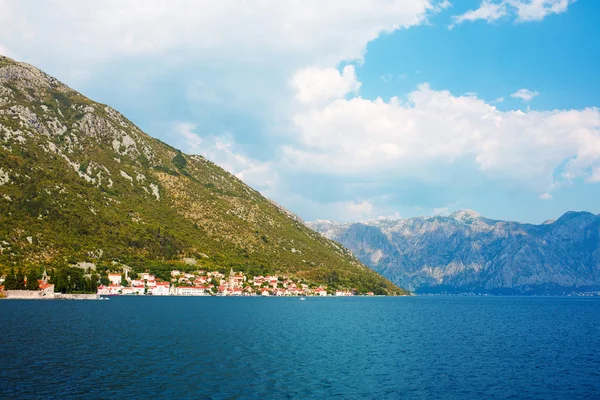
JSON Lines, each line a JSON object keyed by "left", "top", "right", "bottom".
{"left": 300, "top": 297, "right": 306, "bottom": 301}
{"left": 99, "top": 296, "right": 110, "bottom": 300}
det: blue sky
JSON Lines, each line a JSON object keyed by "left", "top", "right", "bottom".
{"left": 1, "top": 0, "right": 599, "bottom": 223}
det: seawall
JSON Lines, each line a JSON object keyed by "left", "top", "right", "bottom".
{"left": 3, "top": 290, "right": 50, "bottom": 299}
{"left": 54, "top": 293, "right": 99, "bottom": 300}
{"left": 1, "top": 291, "right": 99, "bottom": 300}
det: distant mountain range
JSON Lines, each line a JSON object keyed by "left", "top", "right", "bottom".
{"left": 0, "top": 55, "right": 403, "bottom": 295}
{"left": 308, "top": 210, "right": 600, "bottom": 294}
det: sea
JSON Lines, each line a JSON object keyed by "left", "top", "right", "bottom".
{"left": 1, "top": 296, "right": 599, "bottom": 399}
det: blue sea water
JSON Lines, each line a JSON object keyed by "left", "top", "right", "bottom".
{"left": 1, "top": 296, "right": 600, "bottom": 399}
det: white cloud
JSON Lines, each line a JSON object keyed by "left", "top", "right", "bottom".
{"left": 171, "top": 122, "right": 204, "bottom": 153}
{"left": 539, "top": 192, "right": 553, "bottom": 200}
{"left": 286, "top": 82, "right": 600, "bottom": 190}
{"left": 2, "top": 0, "right": 590, "bottom": 223}
{"left": 0, "top": 0, "right": 449, "bottom": 140}
{"left": 292, "top": 65, "right": 361, "bottom": 105}
{"left": 346, "top": 200, "right": 375, "bottom": 221}
{"left": 0, "top": 1, "right": 443, "bottom": 70}
{"left": 450, "top": 0, "right": 507, "bottom": 28}
{"left": 511, "top": 88, "right": 539, "bottom": 101}
{"left": 492, "top": 97, "right": 505, "bottom": 104}
{"left": 451, "top": 0, "right": 574, "bottom": 27}
{"left": 509, "top": 0, "right": 574, "bottom": 22}
{"left": 169, "top": 122, "right": 279, "bottom": 192}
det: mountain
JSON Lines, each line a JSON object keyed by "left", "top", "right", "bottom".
{"left": 307, "top": 211, "right": 600, "bottom": 294}
{"left": 0, "top": 55, "right": 404, "bottom": 295}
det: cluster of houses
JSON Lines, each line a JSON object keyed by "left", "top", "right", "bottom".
{"left": 97, "top": 272, "right": 171, "bottom": 296}
{"left": 96, "top": 268, "right": 369, "bottom": 297}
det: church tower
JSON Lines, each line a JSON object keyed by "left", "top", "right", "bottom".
{"left": 229, "top": 268, "right": 235, "bottom": 289}
{"left": 42, "top": 268, "right": 48, "bottom": 284}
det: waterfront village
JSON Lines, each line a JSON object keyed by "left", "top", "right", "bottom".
{"left": 0, "top": 265, "right": 375, "bottom": 298}
{"left": 97, "top": 268, "right": 369, "bottom": 297}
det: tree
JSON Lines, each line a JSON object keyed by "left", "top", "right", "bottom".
{"left": 4, "top": 268, "right": 17, "bottom": 290}
{"left": 26, "top": 272, "right": 39, "bottom": 290}
{"left": 53, "top": 267, "right": 97, "bottom": 294}
{"left": 90, "top": 274, "right": 99, "bottom": 291}
{"left": 172, "top": 151, "right": 187, "bottom": 170}
{"left": 15, "top": 269, "right": 25, "bottom": 290}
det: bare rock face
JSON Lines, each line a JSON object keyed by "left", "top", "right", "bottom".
{"left": 308, "top": 211, "right": 600, "bottom": 294}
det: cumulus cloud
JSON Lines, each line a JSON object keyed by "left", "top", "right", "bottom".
{"left": 539, "top": 192, "right": 553, "bottom": 200}
{"left": 0, "top": 0, "right": 444, "bottom": 69}
{"left": 0, "top": 0, "right": 451, "bottom": 144}
{"left": 2, "top": 0, "right": 588, "bottom": 222}
{"left": 511, "top": 88, "right": 539, "bottom": 101}
{"left": 286, "top": 80, "right": 600, "bottom": 190}
{"left": 451, "top": 0, "right": 574, "bottom": 27}
{"left": 292, "top": 65, "right": 361, "bottom": 105}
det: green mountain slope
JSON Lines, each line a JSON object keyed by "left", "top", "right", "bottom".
{"left": 0, "top": 55, "right": 405, "bottom": 294}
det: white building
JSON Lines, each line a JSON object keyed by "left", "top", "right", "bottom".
{"left": 176, "top": 286, "right": 209, "bottom": 296}
{"left": 108, "top": 274, "right": 122, "bottom": 286}
{"left": 131, "top": 279, "right": 145, "bottom": 287}
{"left": 98, "top": 284, "right": 122, "bottom": 295}
{"left": 132, "top": 285, "right": 145, "bottom": 295}
{"left": 150, "top": 282, "right": 170, "bottom": 296}
{"left": 140, "top": 273, "right": 155, "bottom": 281}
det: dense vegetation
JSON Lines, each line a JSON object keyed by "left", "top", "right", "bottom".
{"left": 0, "top": 55, "right": 406, "bottom": 295}
{"left": 2, "top": 266, "right": 97, "bottom": 294}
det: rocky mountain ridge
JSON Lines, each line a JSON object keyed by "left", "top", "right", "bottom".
{"left": 308, "top": 210, "right": 600, "bottom": 294}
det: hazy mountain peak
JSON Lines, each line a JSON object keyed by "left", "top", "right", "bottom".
{"left": 449, "top": 209, "right": 481, "bottom": 221}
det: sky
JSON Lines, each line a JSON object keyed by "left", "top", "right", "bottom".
{"left": 1, "top": 0, "right": 599, "bottom": 223}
